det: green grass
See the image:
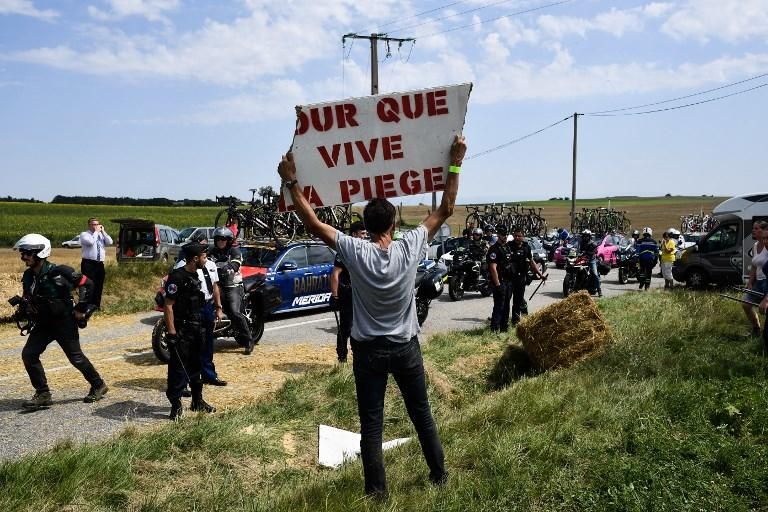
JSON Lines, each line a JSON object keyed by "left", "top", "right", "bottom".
{"left": 0, "top": 202, "right": 220, "bottom": 246}
{"left": 1, "top": 290, "right": 766, "bottom": 511}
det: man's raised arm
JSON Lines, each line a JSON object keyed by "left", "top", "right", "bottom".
{"left": 422, "top": 135, "right": 467, "bottom": 240}
{"left": 277, "top": 152, "right": 338, "bottom": 249}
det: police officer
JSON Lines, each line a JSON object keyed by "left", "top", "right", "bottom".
{"left": 487, "top": 225, "right": 514, "bottom": 332}
{"left": 13, "top": 234, "right": 108, "bottom": 410}
{"left": 508, "top": 228, "right": 546, "bottom": 323}
{"left": 208, "top": 227, "right": 255, "bottom": 355}
{"left": 164, "top": 242, "right": 216, "bottom": 420}
{"left": 330, "top": 221, "right": 367, "bottom": 363}
{"left": 579, "top": 229, "right": 603, "bottom": 297}
{"left": 175, "top": 244, "right": 226, "bottom": 386}
{"left": 468, "top": 227, "right": 488, "bottom": 261}
{"left": 636, "top": 227, "right": 659, "bottom": 291}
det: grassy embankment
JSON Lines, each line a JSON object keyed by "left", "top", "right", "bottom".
{"left": 1, "top": 290, "right": 766, "bottom": 511}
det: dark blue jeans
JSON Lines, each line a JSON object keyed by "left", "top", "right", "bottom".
{"left": 336, "top": 288, "right": 353, "bottom": 361}
{"left": 491, "top": 281, "right": 513, "bottom": 331}
{"left": 351, "top": 336, "right": 446, "bottom": 495}
{"left": 200, "top": 302, "right": 217, "bottom": 381}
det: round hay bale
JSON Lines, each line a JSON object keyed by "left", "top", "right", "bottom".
{"left": 516, "top": 290, "right": 611, "bottom": 371}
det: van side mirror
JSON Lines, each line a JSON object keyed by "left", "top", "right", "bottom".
{"left": 278, "top": 261, "right": 298, "bottom": 272}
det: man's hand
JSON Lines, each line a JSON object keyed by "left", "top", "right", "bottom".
{"left": 450, "top": 134, "right": 467, "bottom": 166}
{"left": 166, "top": 332, "right": 178, "bottom": 347}
{"left": 215, "top": 307, "right": 224, "bottom": 322}
{"left": 278, "top": 151, "right": 297, "bottom": 182}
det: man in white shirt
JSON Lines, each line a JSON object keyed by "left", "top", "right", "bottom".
{"left": 79, "top": 217, "right": 113, "bottom": 309}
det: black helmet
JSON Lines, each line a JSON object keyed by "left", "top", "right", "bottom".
{"left": 496, "top": 224, "right": 508, "bottom": 235}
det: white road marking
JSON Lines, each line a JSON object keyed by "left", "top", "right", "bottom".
{"left": 265, "top": 317, "right": 334, "bottom": 331}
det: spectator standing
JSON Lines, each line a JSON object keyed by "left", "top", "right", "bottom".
{"left": 278, "top": 134, "right": 466, "bottom": 498}
{"left": 660, "top": 231, "right": 677, "bottom": 289}
{"left": 13, "top": 234, "right": 108, "bottom": 410}
{"left": 743, "top": 221, "right": 768, "bottom": 338}
{"left": 79, "top": 217, "right": 112, "bottom": 309}
{"left": 330, "top": 221, "right": 368, "bottom": 363}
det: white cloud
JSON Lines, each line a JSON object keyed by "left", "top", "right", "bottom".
{"left": 0, "top": 0, "right": 58, "bottom": 20}
{"left": 537, "top": 4, "right": 669, "bottom": 40}
{"left": 87, "top": 0, "right": 179, "bottom": 23}
{"left": 662, "top": 0, "right": 768, "bottom": 43}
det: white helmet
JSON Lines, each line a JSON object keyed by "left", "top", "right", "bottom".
{"left": 642, "top": 227, "right": 653, "bottom": 237}
{"left": 13, "top": 233, "right": 52, "bottom": 258}
{"left": 668, "top": 228, "right": 680, "bottom": 236}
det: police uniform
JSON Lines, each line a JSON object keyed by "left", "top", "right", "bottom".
{"left": 333, "top": 253, "right": 354, "bottom": 361}
{"left": 174, "top": 256, "right": 222, "bottom": 384}
{"left": 487, "top": 238, "right": 514, "bottom": 331}
{"left": 636, "top": 236, "right": 659, "bottom": 290}
{"left": 209, "top": 245, "right": 253, "bottom": 352}
{"left": 164, "top": 243, "right": 213, "bottom": 417}
{"left": 468, "top": 239, "right": 488, "bottom": 261}
{"left": 506, "top": 239, "right": 534, "bottom": 324}
{"left": 21, "top": 261, "right": 106, "bottom": 399}
{"left": 581, "top": 238, "right": 602, "bottom": 296}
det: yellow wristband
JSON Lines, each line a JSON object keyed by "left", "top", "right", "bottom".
{"left": 448, "top": 165, "right": 461, "bottom": 174}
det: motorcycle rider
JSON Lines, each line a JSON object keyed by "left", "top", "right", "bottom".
{"left": 208, "top": 227, "right": 255, "bottom": 354}
{"left": 629, "top": 229, "right": 640, "bottom": 247}
{"left": 468, "top": 227, "right": 489, "bottom": 262}
{"left": 579, "top": 229, "right": 603, "bottom": 297}
{"left": 636, "top": 228, "right": 659, "bottom": 291}
{"left": 164, "top": 241, "right": 216, "bottom": 420}
{"left": 330, "top": 220, "right": 367, "bottom": 363}
{"left": 13, "top": 234, "right": 108, "bottom": 410}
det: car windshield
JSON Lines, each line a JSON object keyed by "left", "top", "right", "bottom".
{"left": 241, "top": 246, "right": 278, "bottom": 267}
{"left": 178, "top": 227, "right": 195, "bottom": 240}
{"left": 529, "top": 239, "right": 543, "bottom": 250}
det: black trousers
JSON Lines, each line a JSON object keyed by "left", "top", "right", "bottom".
{"left": 221, "top": 285, "right": 251, "bottom": 345}
{"left": 510, "top": 277, "right": 527, "bottom": 324}
{"left": 81, "top": 259, "right": 106, "bottom": 308}
{"left": 490, "top": 281, "right": 513, "bottom": 331}
{"left": 166, "top": 321, "right": 204, "bottom": 402}
{"left": 351, "top": 336, "right": 446, "bottom": 495}
{"left": 22, "top": 317, "right": 104, "bottom": 393}
{"left": 638, "top": 260, "right": 654, "bottom": 289}
{"left": 336, "top": 288, "right": 353, "bottom": 361}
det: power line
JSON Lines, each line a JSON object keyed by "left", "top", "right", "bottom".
{"left": 413, "top": 0, "right": 572, "bottom": 39}
{"left": 465, "top": 115, "right": 573, "bottom": 160}
{"left": 388, "top": 0, "right": 524, "bottom": 35}
{"left": 376, "top": 1, "right": 467, "bottom": 32}
{"left": 583, "top": 71, "right": 768, "bottom": 115}
{"left": 584, "top": 81, "right": 768, "bottom": 117}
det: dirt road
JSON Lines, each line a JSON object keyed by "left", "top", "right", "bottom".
{"left": 0, "top": 264, "right": 662, "bottom": 461}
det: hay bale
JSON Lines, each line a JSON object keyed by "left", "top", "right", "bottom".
{"left": 516, "top": 290, "right": 611, "bottom": 371}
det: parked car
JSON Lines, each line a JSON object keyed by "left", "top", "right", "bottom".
{"left": 61, "top": 236, "right": 82, "bottom": 248}
{"left": 113, "top": 218, "right": 181, "bottom": 263}
{"left": 176, "top": 226, "right": 216, "bottom": 244}
{"left": 427, "top": 236, "right": 468, "bottom": 260}
{"left": 527, "top": 237, "right": 548, "bottom": 275}
{"left": 596, "top": 234, "right": 628, "bottom": 267}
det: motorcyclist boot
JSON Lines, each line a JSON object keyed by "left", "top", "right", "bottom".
{"left": 22, "top": 391, "right": 52, "bottom": 410}
{"left": 84, "top": 382, "right": 109, "bottom": 403}
{"left": 169, "top": 399, "right": 183, "bottom": 420}
{"left": 190, "top": 383, "right": 216, "bottom": 413}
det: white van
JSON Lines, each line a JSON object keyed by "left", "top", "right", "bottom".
{"left": 673, "top": 193, "right": 768, "bottom": 287}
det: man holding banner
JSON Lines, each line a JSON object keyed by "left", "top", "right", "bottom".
{"left": 278, "top": 122, "right": 466, "bottom": 497}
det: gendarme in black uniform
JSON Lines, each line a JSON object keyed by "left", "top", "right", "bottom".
{"left": 21, "top": 260, "right": 107, "bottom": 408}
{"left": 164, "top": 242, "right": 215, "bottom": 419}
{"left": 505, "top": 237, "right": 534, "bottom": 324}
{"left": 487, "top": 230, "right": 514, "bottom": 332}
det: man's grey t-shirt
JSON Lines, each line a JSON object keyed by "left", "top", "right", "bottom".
{"left": 335, "top": 225, "right": 428, "bottom": 343}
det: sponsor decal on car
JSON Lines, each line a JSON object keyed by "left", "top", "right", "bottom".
{"left": 292, "top": 292, "right": 332, "bottom": 307}
{"left": 293, "top": 274, "right": 331, "bottom": 295}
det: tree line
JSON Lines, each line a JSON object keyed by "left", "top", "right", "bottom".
{"left": 51, "top": 195, "right": 221, "bottom": 207}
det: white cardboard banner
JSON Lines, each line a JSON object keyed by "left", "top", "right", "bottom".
{"left": 279, "top": 83, "right": 472, "bottom": 211}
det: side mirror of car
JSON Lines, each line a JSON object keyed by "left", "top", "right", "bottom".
{"left": 278, "top": 261, "right": 298, "bottom": 272}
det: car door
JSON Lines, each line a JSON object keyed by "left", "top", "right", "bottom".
{"left": 699, "top": 222, "right": 741, "bottom": 283}
{"left": 305, "top": 245, "right": 335, "bottom": 306}
{"left": 273, "top": 246, "right": 310, "bottom": 312}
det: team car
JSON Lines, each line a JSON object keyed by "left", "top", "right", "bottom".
{"left": 239, "top": 239, "right": 336, "bottom": 314}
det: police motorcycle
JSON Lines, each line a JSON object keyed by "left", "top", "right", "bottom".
{"left": 562, "top": 248, "right": 596, "bottom": 297}
{"left": 415, "top": 259, "right": 448, "bottom": 326}
{"left": 616, "top": 245, "right": 641, "bottom": 284}
{"left": 151, "top": 275, "right": 282, "bottom": 363}
{"left": 447, "top": 244, "right": 492, "bottom": 301}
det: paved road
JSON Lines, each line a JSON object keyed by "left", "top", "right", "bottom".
{"left": 0, "top": 264, "right": 662, "bottom": 461}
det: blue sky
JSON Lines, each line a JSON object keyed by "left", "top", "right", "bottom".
{"left": 1, "top": 0, "right": 766, "bottom": 204}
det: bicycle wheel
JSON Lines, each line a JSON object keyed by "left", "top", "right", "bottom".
{"left": 271, "top": 213, "right": 296, "bottom": 242}
{"left": 466, "top": 212, "right": 483, "bottom": 229}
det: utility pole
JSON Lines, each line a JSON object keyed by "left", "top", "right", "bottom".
{"left": 342, "top": 33, "right": 426, "bottom": 208}
{"left": 570, "top": 112, "right": 579, "bottom": 231}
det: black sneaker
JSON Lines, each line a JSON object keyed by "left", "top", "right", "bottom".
{"left": 203, "top": 377, "right": 227, "bottom": 386}
{"left": 22, "top": 391, "right": 52, "bottom": 410}
{"left": 84, "top": 383, "right": 109, "bottom": 403}
{"left": 190, "top": 399, "right": 216, "bottom": 413}
{"left": 245, "top": 337, "right": 255, "bottom": 355}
